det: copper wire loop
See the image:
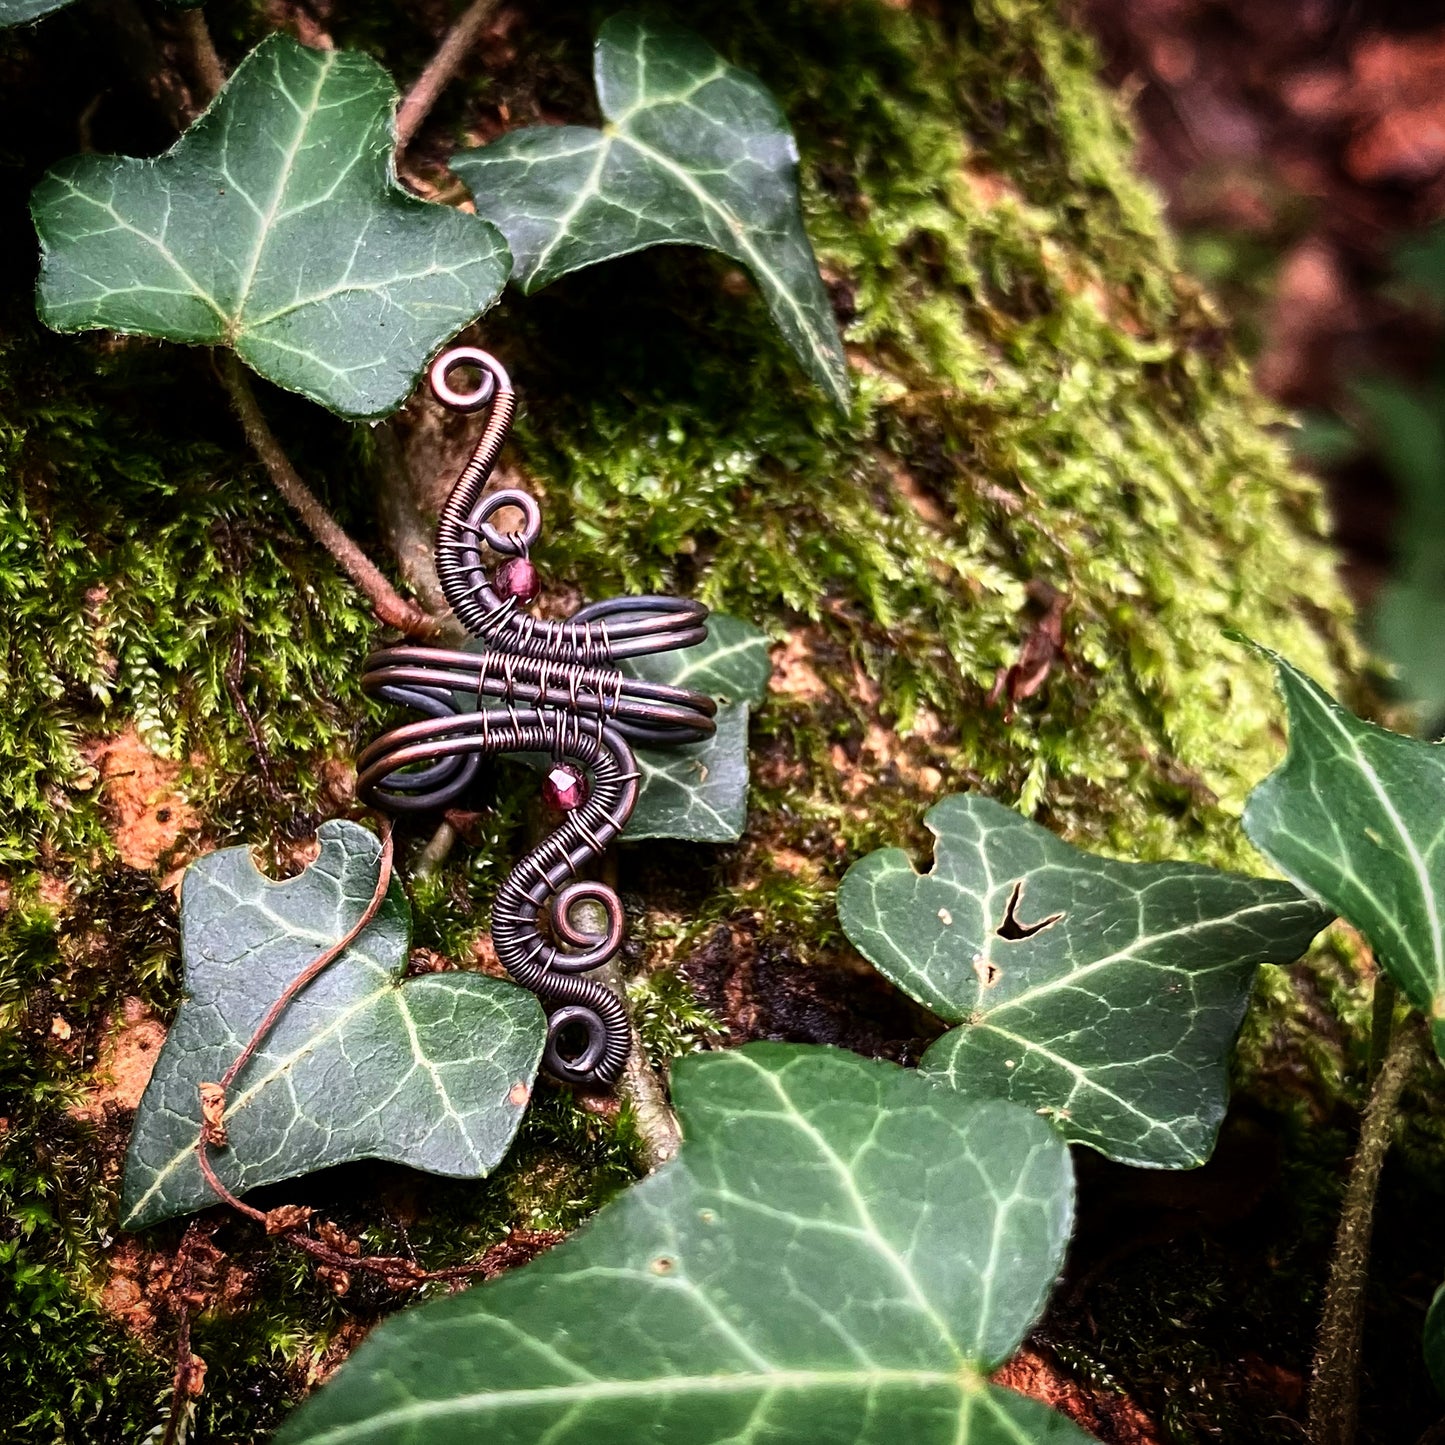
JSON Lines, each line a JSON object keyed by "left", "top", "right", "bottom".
{"left": 357, "top": 347, "right": 716, "bottom": 1087}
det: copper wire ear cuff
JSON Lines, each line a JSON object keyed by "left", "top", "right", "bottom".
{"left": 356, "top": 348, "right": 716, "bottom": 1087}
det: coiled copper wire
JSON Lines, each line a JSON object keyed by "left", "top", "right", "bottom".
{"left": 356, "top": 347, "right": 715, "bottom": 1086}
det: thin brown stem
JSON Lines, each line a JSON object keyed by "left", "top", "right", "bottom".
{"left": 395, "top": 0, "right": 500, "bottom": 150}
{"left": 217, "top": 354, "right": 439, "bottom": 638}
{"left": 1309, "top": 1012, "right": 1429, "bottom": 1445}
{"left": 178, "top": 10, "right": 226, "bottom": 104}
{"left": 158, "top": 1222, "right": 206, "bottom": 1445}
{"left": 196, "top": 1139, "right": 491, "bottom": 1288}
{"left": 190, "top": 819, "right": 546, "bottom": 1291}
{"left": 192, "top": 821, "right": 462, "bottom": 1288}
{"left": 223, "top": 629, "right": 282, "bottom": 803}
{"left": 216, "top": 822, "right": 395, "bottom": 1099}
{"left": 190, "top": 820, "right": 555, "bottom": 1292}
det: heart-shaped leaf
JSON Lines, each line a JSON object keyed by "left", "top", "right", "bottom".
{"left": 1426, "top": 1284, "right": 1445, "bottom": 1398}
{"left": 626, "top": 701, "right": 751, "bottom": 842}
{"left": 623, "top": 612, "right": 773, "bottom": 702}
{"left": 1243, "top": 648, "right": 1445, "bottom": 1060}
{"left": 453, "top": 615, "right": 767, "bottom": 843}
{"left": 1, "top": 0, "right": 73, "bottom": 25}
{"left": 1352, "top": 379, "right": 1445, "bottom": 721}
{"left": 622, "top": 614, "right": 770, "bottom": 842}
{"left": 121, "top": 820, "right": 544, "bottom": 1229}
{"left": 31, "top": 34, "right": 510, "bottom": 419}
{"left": 451, "top": 13, "right": 849, "bottom": 409}
{"left": 838, "top": 795, "right": 1329, "bottom": 1169}
{"left": 277, "top": 1043, "right": 1094, "bottom": 1445}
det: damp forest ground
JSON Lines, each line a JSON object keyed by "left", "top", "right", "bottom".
{"left": 1, "top": 1, "right": 1442, "bottom": 1442}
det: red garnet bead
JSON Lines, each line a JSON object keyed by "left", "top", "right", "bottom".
{"left": 542, "top": 763, "right": 587, "bottom": 812}
{"left": 495, "top": 556, "right": 541, "bottom": 604}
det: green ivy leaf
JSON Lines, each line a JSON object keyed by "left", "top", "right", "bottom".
{"left": 1243, "top": 648, "right": 1445, "bottom": 1060}
{"left": 622, "top": 614, "right": 770, "bottom": 842}
{"left": 121, "top": 820, "right": 544, "bottom": 1229}
{"left": 1354, "top": 378, "right": 1445, "bottom": 719}
{"left": 278, "top": 1043, "right": 1094, "bottom": 1445}
{"left": 1426, "top": 1285, "right": 1445, "bottom": 1398}
{"left": 623, "top": 612, "right": 773, "bottom": 702}
{"left": 455, "top": 616, "right": 767, "bottom": 843}
{"left": 451, "top": 13, "right": 849, "bottom": 409}
{"left": 0, "top": 0, "right": 73, "bottom": 25}
{"left": 625, "top": 701, "right": 751, "bottom": 842}
{"left": 31, "top": 34, "right": 509, "bottom": 419}
{"left": 838, "top": 795, "right": 1328, "bottom": 1169}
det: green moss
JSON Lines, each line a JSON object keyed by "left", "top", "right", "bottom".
{"left": 0, "top": 0, "right": 1363, "bottom": 1439}
{"left": 464, "top": 0, "right": 1353, "bottom": 873}
{"left": 628, "top": 968, "right": 724, "bottom": 1071}
{"left": 0, "top": 883, "right": 168, "bottom": 1442}
{"left": 0, "top": 330, "right": 375, "bottom": 865}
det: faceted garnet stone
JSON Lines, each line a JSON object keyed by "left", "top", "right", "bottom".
{"left": 495, "top": 556, "right": 541, "bottom": 604}
{"left": 543, "top": 762, "right": 587, "bottom": 811}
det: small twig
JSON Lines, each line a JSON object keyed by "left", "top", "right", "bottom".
{"left": 191, "top": 821, "right": 499, "bottom": 1289}
{"left": 594, "top": 851, "right": 681, "bottom": 1171}
{"left": 217, "top": 354, "right": 440, "bottom": 638}
{"left": 159, "top": 1222, "right": 212, "bottom": 1445}
{"left": 217, "top": 821, "right": 395, "bottom": 1101}
{"left": 394, "top": 0, "right": 501, "bottom": 151}
{"left": 178, "top": 11, "right": 226, "bottom": 105}
{"left": 1308, "top": 1011, "right": 1429, "bottom": 1445}
{"left": 598, "top": 956, "right": 682, "bottom": 1171}
{"left": 196, "top": 1144, "right": 483, "bottom": 1288}
{"left": 413, "top": 819, "right": 459, "bottom": 880}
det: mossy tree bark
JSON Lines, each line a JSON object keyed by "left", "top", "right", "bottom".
{"left": 0, "top": 0, "right": 1356, "bottom": 1439}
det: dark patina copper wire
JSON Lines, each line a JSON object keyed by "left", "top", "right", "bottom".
{"left": 356, "top": 348, "right": 715, "bottom": 1087}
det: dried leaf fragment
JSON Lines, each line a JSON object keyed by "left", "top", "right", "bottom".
{"left": 265, "top": 1204, "right": 314, "bottom": 1236}
{"left": 317, "top": 1267, "right": 352, "bottom": 1297}
{"left": 317, "top": 1220, "right": 361, "bottom": 1258}
{"left": 198, "top": 1082, "right": 228, "bottom": 1148}
{"left": 177, "top": 1351, "right": 207, "bottom": 1400}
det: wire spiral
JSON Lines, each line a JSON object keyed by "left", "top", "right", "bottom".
{"left": 356, "top": 347, "right": 715, "bottom": 1086}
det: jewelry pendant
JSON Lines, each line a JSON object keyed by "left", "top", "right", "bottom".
{"left": 356, "top": 348, "right": 716, "bottom": 1087}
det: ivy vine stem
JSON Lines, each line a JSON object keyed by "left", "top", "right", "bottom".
{"left": 395, "top": 0, "right": 501, "bottom": 150}
{"left": 1308, "top": 1008, "right": 1428, "bottom": 1445}
{"left": 217, "top": 354, "right": 440, "bottom": 638}
{"left": 177, "top": 12, "right": 441, "bottom": 639}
